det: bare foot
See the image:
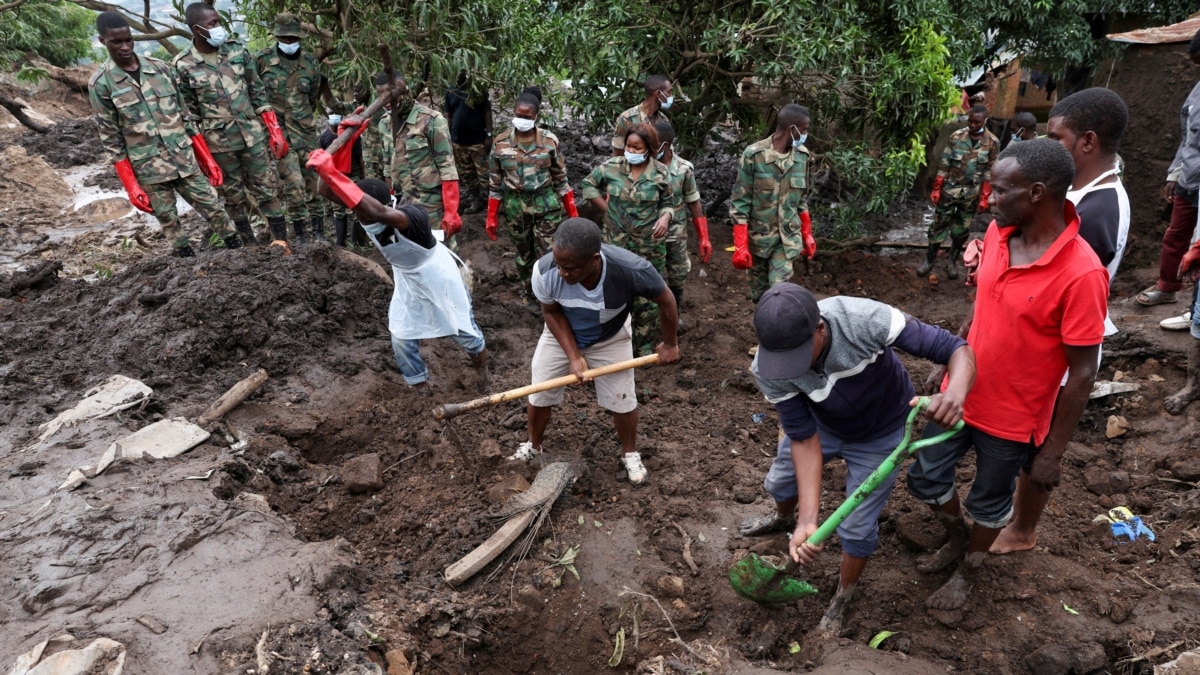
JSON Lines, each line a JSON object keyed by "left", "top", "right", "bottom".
{"left": 926, "top": 567, "right": 975, "bottom": 612}
{"left": 917, "top": 516, "right": 969, "bottom": 573}
{"left": 738, "top": 513, "right": 795, "bottom": 537}
{"left": 989, "top": 524, "right": 1036, "bottom": 554}
{"left": 816, "top": 584, "right": 855, "bottom": 634}
{"left": 1165, "top": 383, "right": 1199, "bottom": 415}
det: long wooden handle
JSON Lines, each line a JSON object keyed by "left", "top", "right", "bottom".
{"left": 434, "top": 354, "right": 659, "bottom": 420}
{"left": 324, "top": 44, "right": 394, "bottom": 158}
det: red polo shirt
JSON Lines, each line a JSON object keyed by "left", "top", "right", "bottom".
{"left": 961, "top": 202, "right": 1108, "bottom": 445}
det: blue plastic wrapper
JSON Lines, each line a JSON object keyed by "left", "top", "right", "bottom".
{"left": 751, "top": 412, "right": 766, "bottom": 424}
{"left": 1110, "top": 516, "right": 1155, "bottom": 542}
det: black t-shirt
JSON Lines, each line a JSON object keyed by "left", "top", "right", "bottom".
{"left": 1074, "top": 187, "right": 1121, "bottom": 269}
{"left": 376, "top": 203, "right": 436, "bottom": 250}
{"left": 444, "top": 87, "right": 491, "bottom": 145}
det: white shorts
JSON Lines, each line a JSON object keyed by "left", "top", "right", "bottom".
{"left": 528, "top": 320, "right": 637, "bottom": 414}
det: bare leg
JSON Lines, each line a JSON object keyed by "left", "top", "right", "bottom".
{"left": 527, "top": 403, "right": 552, "bottom": 450}
{"left": 1165, "top": 338, "right": 1200, "bottom": 414}
{"left": 918, "top": 493, "right": 971, "bottom": 573}
{"left": 816, "top": 554, "right": 868, "bottom": 633}
{"left": 612, "top": 409, "right": 639, "bottom": 456}
{"left": 926, "top": 525, "right": 1002, "bottom": 613}
{"left": 990, "top": 472, "right": 1046, "bottom": 554}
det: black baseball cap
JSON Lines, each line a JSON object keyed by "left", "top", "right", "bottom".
{"left": 754, "top": 283, "right": 821, "bottom": 380}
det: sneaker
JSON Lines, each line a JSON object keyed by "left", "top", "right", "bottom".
{"left": 622, "top": 452, "right": 647, "bottom": 484}
{"left": 508, "top": 441, "right": 539, "bottom": 461}
{"left": 1161, "top": 311, "right": 1193, "bottom": 331}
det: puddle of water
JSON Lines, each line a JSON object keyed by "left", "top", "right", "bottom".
{"left": 875, "top": 204, "right": 934, "bottom": 255}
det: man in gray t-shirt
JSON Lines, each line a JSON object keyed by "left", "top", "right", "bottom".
{"left": 509, "top": 218, "right": 680, "bottom": 485}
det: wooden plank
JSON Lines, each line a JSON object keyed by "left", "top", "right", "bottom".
{"left": 444, "top": 511, "right": 536, "bottom": 585}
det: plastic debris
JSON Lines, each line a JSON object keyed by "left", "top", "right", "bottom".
{"left": 751, "top": 412, "right": 767, "bottom": 424}
{"left": 1093, "top": 506, "right": 1156, "bottom": 542}
{"left": 869, "top": 630, "right": 898, "bottom": 649}
{"left": 28, "top": 375, "right": 151, "bottom": 450}
{"left": 1062, "top": 603, "right": 1079, "bottom": 615}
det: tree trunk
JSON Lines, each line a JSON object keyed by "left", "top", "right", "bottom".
{"left": 0, "top": 92, "right": 51, "bottom": 134}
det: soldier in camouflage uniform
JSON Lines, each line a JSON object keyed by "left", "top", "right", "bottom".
{"left": 651, "top": 120, "right": 712, "bottom": 312}
{"left": 921, "top": 104, "right": 999, "bottom": 278}
{"left": 254, "top": 14, "right": 328, "bottom": 244}
{"left": 90, "top": 11, "right": 238, "bottom": 257}
{"left": 583, "top": 123, "right": 674, "bottom": 355}
{"left": 174, "top": 3, "right": 291, "bottom": 244}
{"left": 611, "top": 74, "right": 672, "bottom": 156}
{"left": 446, "top": 71, "right": 493, "bottom": 213}
{"left": 346, "top": 72, "right": 462, "bottom": 251}
{"left": 485, "top": 90, "right": 578, "bottom": 301}
{"left": 729, "top": 104, "right": 818, "bottom": 302}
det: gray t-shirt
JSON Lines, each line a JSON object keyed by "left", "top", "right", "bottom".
{"left": 532, "top": 244, "right": 665, "bottom": 349}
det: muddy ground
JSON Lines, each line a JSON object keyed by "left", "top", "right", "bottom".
{"left": 2, "top": 72, "right": 1200, "bottom": 675}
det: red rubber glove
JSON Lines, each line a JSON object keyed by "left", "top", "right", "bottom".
{"left": 977, "top": 181, "right": 992, "bottom": 212}
{"left": 333, "top": 105, "right": 367, "bottom": 174}
{"left": 190, "top": 134, "right": 223, "bottom": 187}
{"left": 562, "top": 191, "right": 579, "bottom": 218}
{"left": 732, "top": 223, "right": 752, "bottom": 270}
{"left": 930, "top": 175, "right": 944, "bottom": 206}
{"left": 1180, "top": 241, "right": 1200, "bottom": 281}
{"left": 260, "top": 110, "right": 289, "bottom": 159}
{"left": 486, "top": 197, "right": 501, "bottom": 241}
{"left": 441, "top": 181, "right": 462, "bottom": 238}
{"left": 113, "top": 158, "right": 153, "bottom": 213}
{"left": 693, "top": 216, "right": 712, "bottom": 263}
{"left": 306, "top": 149, "right": 364, "bottom": 208}
{"left": 800, "top": 210, "right": 816, "bottom": 259}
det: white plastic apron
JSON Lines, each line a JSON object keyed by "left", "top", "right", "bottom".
{"left": 1067, "top": 167, "right": 1125, "bottom": 337}
{"left": 370, "top": 231, "right": 478, "bottom": 340}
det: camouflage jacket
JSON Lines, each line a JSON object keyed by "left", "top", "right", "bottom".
{"left": 729, "top": 137, "right": 809, "bottom": 257}
{"left": 390, "top": 102, "right": 457, "bottom": 201}
{"left": 361, "top": 108, "right": 392, "bottom": 182}
{"left": 664, "top": 154, "right": 701, "bottom": 239}
{"left": 581, "top": 157, "right": 673, "bottom": 238}
{"left": 488, "top": 127, "right": 570, "bottom": 201}
{"left": 173, "top": 41, "right": 271, "bottom": 153}
{"left": 89, "top": 55, "right": 198, "bottom": 185}
{"left": 611, "top": 103, "right": 668, "bottom": 151}
{"left": 253, "top": 47, "right": 322, "bottom": 151}
{"left": 936, "top": 127, "right": 1000, "bottom": 198}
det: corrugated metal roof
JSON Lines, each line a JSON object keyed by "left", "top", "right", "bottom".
{"left": 1107, "top": 16, "right": 1200, "bottom": 44}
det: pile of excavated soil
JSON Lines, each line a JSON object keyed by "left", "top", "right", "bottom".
{"left": 16, "top": 117, "right": 107, "bottom": 168}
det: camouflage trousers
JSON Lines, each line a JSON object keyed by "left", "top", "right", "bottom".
{"left": 144, "top": 171, "right": 234, "bottom": 248}
{"left": 929, "top": 195, "right": 978, "bottom": 244}
{"left": 453, "top": 143, "right": 489, "bottom": 195}
{"left": 275, "top": 144, "right": 324, "bottom": 222}
{"left": 665, "top": 220, "right": 691, "bottom": 288}
{"left": 504, "top": 190, "right": 564, "bottom": 291}
{"left": 610, "top": 229, "right": 666, "bottom": 356}
{"left": 749, "top": 246, "right": 797, "bottom": 303}
{"left": 212, "top": 140, "right": 284, "bottom": 220}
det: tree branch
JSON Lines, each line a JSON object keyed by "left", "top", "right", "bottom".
{"left": 0, "top": 92, "right": 51, "bottom": 134}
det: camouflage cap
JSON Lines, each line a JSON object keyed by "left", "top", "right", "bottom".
{"left": 273, "top": 13, "right": 304, "bottom": 38}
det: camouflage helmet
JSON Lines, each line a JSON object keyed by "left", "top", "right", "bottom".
{"left": 273, "top": 13, "right": 304, "bottom": 38}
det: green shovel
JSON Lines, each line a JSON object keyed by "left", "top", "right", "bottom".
{"left": 728, "top": 396, "right": 964, "bottom": 604}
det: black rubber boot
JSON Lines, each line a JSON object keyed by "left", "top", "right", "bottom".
{"left": 333, "top": 216, "right": 348, "bottom": 247}
{"left": 916, "top": 243, "right": 939, "bottom": 277}
{"left": 173, "top": 244, "right": 196, "bottom": 258}
{"left": 946, "top": 236, "right": 967, "bottom": 280}
{"left": 464, "top": 189, "right": 484, "bottom": 214}
{"left": 222, "top": 232, "right": 242, "bottom": 250}
{"left": 292, "top": 219, "right": 308, "bottom": 245}
{"left": 234, "top": 218, "right": 258, "bottom": 247}
{"left": 311, "top": 216, "right": 327, "bottom": 242}
{"left": 351, "top": 220, "right": 369, "bottom": 247}
{"left": 268, "top": 216, "right": 289, "bottom": 242}
{"left": 670, "top": 286, "right": 685, "bottom": 310}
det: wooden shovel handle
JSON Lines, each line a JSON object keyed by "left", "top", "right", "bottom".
{"left": 434, "top": 354, "right": 659, "bottom": 420}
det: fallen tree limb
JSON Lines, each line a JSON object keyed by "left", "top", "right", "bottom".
{"left": 197, "top": 368, "right": 269, "bottom": 427}
{"left": 0, "top": 91, "right": 50, "bottom": 134}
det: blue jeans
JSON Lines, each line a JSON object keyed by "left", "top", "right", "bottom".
{"left": 1191, "top": 283, "right": 1200, "bottom": 339}
{"left": 391, "top": 324, "right": 486, "bottom": 386}
{"left": 762, "top": 425, "right": 905, "bottom": 558}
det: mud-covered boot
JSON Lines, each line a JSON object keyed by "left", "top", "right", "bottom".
{"left": 292, "top": 219, "right": 308, "bottom": 245}
{"left": 463, "top": 189, "right": 484, "bottom": 215}
{"left": 234, "top": 218, "right": 258, "bottom": 247}
{"left": 351, "top": 220, "right": 369, "bottom": 247}
{"left": 333, "top": 216, "right": 348, "bottom": 247}
{"left": 946, "top": 236, "right": 966, "bottom": 280}
{"left": 470, "top": 348, "right": 489, "bottom": 392}
{"left": 311, "top": 216, "right": 327, "bottom": 242}
{"left": 916, "top": 243, "right": 939, "bottom": 277}
{"left": 268, "top": 216, "right": 289, "bottom": 243}
{"left": 222, "top": 232, "right": 242, "bottom": 250}
{"left": 172, "top": 243, "right": 196, "bottom": 258}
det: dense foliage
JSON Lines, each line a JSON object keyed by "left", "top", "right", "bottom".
{"left": 0, "top": 0, "right": 94, "bottom": 68}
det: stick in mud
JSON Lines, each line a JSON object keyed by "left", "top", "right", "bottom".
{"left": 197, "top": 368, "right": 269, "bottom": 428}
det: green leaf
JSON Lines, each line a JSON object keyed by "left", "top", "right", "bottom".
{"left": 1063, "top": 603, "right": 1079, "bottom": 615}
{"left": 608, "top": 627, "right": 625, "bottom": 667}
{"left": 788, "top": 641, "right": 802, "bottom": 654}
{"left": 868, "top": 630, "right": 897, "bottom": 649}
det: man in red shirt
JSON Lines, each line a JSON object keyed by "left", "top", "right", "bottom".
{"left": 906, "top": 138, "right": 1109, "bottom": 618}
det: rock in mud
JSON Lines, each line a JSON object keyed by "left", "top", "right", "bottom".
{"left": 1023, "top": 641, "right": 1106, "bottom": 674}
{"left": 343, "top": 453, "right": 384, "bottom": 494}
{"left": 486, "top": 474, "right": 530, "bottom": 504}
{"left": 386, "top": 649, "right": 414, "bottom": 675}
{"left": 1173, "top": 459, "right": 1200, "bottom": 483}
{"left": 656, "top": 575, "right": 685, "bottom": 598}
{"left": 1085, "top": 467, "right": 1130, "bottom": 496}
{"left": 1106, "top": 415, "right": 1130, "bottom": 438}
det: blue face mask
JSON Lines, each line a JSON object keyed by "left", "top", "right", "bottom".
{"left": 1010, "top": 133, "right": 1023, "bottom": 143}
{"left": 624, "top": 150, "right": 647, "bottom": 165}
{"left": 790, "top": 127, "right": 807, "bottom": 149}
{"left": 278, "top": 41, "right": 300, "bottom": 56}
{"left": 660, "top": 94, "right": 674, "bottom": 110}
{"left": 363, "top": 223, "right": 388, "bottom": 236}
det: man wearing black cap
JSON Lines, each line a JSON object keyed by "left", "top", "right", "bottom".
{"left": 741, "top": 282, "right": 975, "bottom": 633}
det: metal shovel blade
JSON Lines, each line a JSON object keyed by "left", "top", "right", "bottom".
{"left": 727, "top": 553, "right": 818, "bottom": 604}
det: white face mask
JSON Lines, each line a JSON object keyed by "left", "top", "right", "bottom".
{"left": 659, "top": 93, "right": 674, "bottom": 109}
{"left": 513, "top": 117, "right": 536, "bottom": 132}
{"left": 363, "top": 223, "right": 388, "bottom": 236}
{"left": 790, "top": 127, "right": 807, "bottom": 149}
{"left": 624, "top": 150, "right": 647, "bottom": 165}
{"left": 328, "top": 115, "right": 342, "bottom": 128}
{"left": 277, "top": 41, "right": 300, "bottom": 55}
{"left": 199, "top": 25, "right": 228, "bottom": 48}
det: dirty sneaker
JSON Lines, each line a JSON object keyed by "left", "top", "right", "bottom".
{"left": 622, "top": 452, "right": 647, "bottom": 484}
{"left": 1161, "top": 311, "right": 1193, "bottom": 331}
{"left": 508, "top": 441, "right": 539, "bottom": 461}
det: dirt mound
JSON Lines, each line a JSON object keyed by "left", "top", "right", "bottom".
{"left": 17, "top": 117, "right": 106, "bottom": 168}
{"left": 0, "top": 245, "right": 394, "bottom": 415}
